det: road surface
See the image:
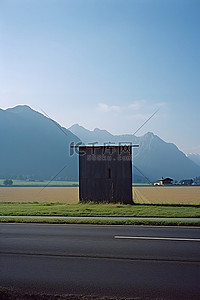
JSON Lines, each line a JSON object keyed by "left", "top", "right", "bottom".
{"left": 0, "top": 223, "right": 200, "bottom": 299}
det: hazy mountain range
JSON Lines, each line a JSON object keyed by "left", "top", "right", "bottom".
{"left": 69, "top": 124, "right": 200, "bottom": 182}
{"left": 187, "top": 153, "right": 200, "bottom": 167}
{"left": 0, "top": 105, "right": 200, "bottom": 182}
{"left": 0, "top": 105, "right": 80, "bottom": 180}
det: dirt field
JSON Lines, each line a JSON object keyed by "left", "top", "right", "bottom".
{"left": 0, "top": 186, "right": 199, "bottom": 205}
{"left": 0, "top": 187, "right": 79, "bottom": 203}
{"left": 133, "top": 186, "right": 200, "bottom": 205}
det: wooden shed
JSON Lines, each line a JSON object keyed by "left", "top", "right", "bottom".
{"left": 79, "top": 145, "right": 134, "bottom": 204}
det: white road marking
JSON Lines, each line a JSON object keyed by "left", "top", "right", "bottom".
{"left": 114, "top": 236, "right": 200, "bottom": 242}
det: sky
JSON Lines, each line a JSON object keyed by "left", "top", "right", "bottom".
{"left": 0, "top": 0, "right": 200, "bottom": 154}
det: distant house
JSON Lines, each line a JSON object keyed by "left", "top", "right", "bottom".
{"left": 179, "top": 179, "right": 194, "bottom": 186}
{"left": 156, "top": 177, "right": 173, "bottom": 185}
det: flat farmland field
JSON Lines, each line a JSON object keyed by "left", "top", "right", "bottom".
{"left": 0, "top": 186, "right": 199, "bottom": 205}
{"left": 0, "top": 187, "right": 79, "bottom": 203}
{"left": 133, "top": 186, "right": 200, "bottom": 205}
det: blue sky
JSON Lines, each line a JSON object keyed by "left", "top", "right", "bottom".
{"left": 1, "top": 0, "right": 200, "bottom": 154}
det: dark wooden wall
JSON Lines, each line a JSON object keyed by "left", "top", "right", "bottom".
{"left": 79, "top": 146, "right": 133, "bottom": 204}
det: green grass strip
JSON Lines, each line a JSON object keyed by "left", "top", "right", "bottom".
{"left": 0, "top": 202, "right": 200, "bottom": 218}
{"left": 0, "top": 217, "right": 200, "bottom": 226}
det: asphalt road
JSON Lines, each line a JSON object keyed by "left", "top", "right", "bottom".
{"left": 0, "top": 223, "right": 200, "bottom": 299}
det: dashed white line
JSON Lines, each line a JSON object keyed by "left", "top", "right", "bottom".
{"left": 114, "top": 236, "right": 200, "bottom": 242}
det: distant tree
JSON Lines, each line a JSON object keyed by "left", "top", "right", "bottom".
{"left": 3, "top": 179, "right": 13, "bottom": 186}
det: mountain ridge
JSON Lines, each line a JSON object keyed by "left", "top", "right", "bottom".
{"left": 68, "top": 124, "right": 200, "bottom": 181}
{"left": 0, "top": 106, "right": 199, "bottom": 182}
{"left": 187, "top": 153, "right": 200, "bottom": 167}
{"left": 0, "top": 105, "right": 80, "bottom": 180}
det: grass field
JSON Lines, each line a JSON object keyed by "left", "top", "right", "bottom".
{"left": 0, "top": 186, "right": 199, "bottom": 205}
{"left": 0, "top": 179, "right": 78, "bottom": 187}
{"left": 0, "top": 216, "right": 199, "bottom": 226}
{"left": 0, "top": 202, "right": 200, "bottom": 218}
{"left": 0, "top": 186, "right": 199, "bottom": 221}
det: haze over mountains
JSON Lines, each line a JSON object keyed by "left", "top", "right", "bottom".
{"left": 0, "top": 105, "right": 200, "bottom": 182}
{"left": 69, "top": 124, "right": 200, "bottom": 182}
{"left": 0, "top": 105, "right": 80, "bottom": 181}
{"left": 187, "top": 153, "right": 200, "bottom": 167}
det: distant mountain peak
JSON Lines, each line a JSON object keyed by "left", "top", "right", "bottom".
{"left": 4, "top": 105, "right": 48, "bottom": 122}
{"left": 68, "top": 123, "right": 89, "bottom": 132}
{"left": 0, "top": 112, "right": 199, "bottom": 182}
{"left": 146, "top": 131, "right": 154, "bottom": 136}
{"left": 0, "top": 105, "right": 80, "bottom": 181}
{"left": 69, "top": 123, "right": 83, "bottom": 129}
{"left": 143, "top": 131, "right": 154, "bottom": 137}
{"left": 93, "top": 127, "right": 111, "bottom": 134}
{"left": 94, "top": 128, "right": 102, "bottom": 132}
{"left": 141, "top": 131, "right": 158, "bottom": 142}
{"left": 6, "top": 105, "right": 33, "bottom": 112}
{"left": 68, "top": 124, "right": 200, "bottom": 180}
{"left": 69, "top": 124, "right": 111, "bottom": 135}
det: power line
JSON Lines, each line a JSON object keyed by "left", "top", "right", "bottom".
{"left": 40, "top": 108, "right": 68, "bottom": 138}
{"left": 39, "top": 164, "right": 68, "bottom": 193}
{"left": 133, "top": 109, "right": 159, "bottom": 136}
